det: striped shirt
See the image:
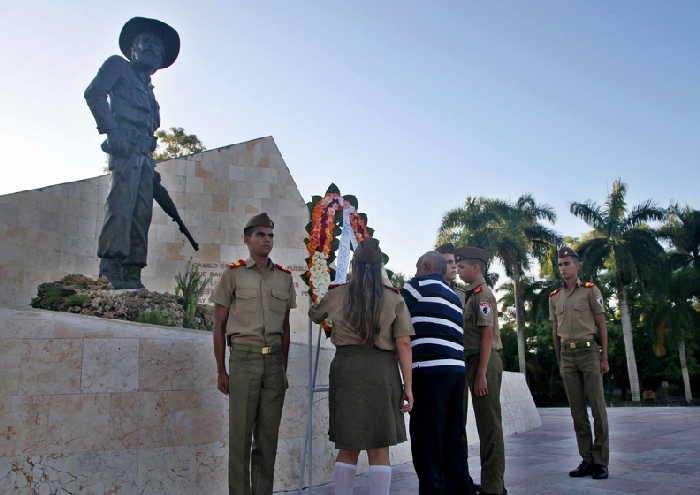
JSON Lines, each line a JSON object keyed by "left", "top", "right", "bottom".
{"left": 401, "top": 275, "right": 465, "bottom": 370}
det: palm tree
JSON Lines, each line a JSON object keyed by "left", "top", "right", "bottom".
{"left": 655, "top": 204, "right": 700, "bottom": 403}
{"left": 439, "top": 195, "right": 560, "bottom": 375}
{"left": 657, "top": 204, "right": 700, "bottom": 270}
{"left": 570, "top": 178, "right": 665, "bottom": 402}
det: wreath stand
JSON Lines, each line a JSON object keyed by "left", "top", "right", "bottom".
{"left": 298, "top": 313, "right": 328, "bottom": 493}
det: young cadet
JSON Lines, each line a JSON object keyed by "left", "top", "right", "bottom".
{"left": 211, "top": 212, "right": 297, "bottom": 495}
{"left": 550, "top": 246, "right": 610, "bottom": 480}
{"left": 309, "top": 238, "right": 414, "bottom": 495}
{"left": 436, "top": 243, "right": 466, "bottom": 305}
{"left": 456, "top": 247, "right": 506, "bottom": 495}
{"left": 403, "top": 251, "right": 477, "bottom": 495}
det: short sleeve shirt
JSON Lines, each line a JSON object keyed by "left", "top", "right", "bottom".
{"left": 210, "top": 257, "right": 297, "bottom": 346}
{"left": 549, "top": 280, "right": 604, "bottom": 341}
{"left": 308, "top": 284, "right": 415, "bottom": 351}
{"left": 463, "top": 277, "right": 502, "bottom": 354}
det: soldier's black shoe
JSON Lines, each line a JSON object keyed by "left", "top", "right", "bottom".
{"left": 479, "top": 488, "right": 507, "bottom": 495}
{"left": 592, "top": 464, "right": 609, "bottom": 479}
{"left": 569, "top": 461, "right": 594, "bottom": 477}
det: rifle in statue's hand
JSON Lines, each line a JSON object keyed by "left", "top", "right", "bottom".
{"left": 153, "top": 172, "right": 199, "bottom": 251}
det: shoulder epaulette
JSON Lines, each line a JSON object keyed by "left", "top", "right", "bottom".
{"left": 275, "top": 263, "right": 291, "bottom": 274}
{"left": 328, "top": 283, "right": 346, "bottom": 290}
{"left": 473, "top": 285, "right": 483, "bottom": 295}
{"left": 549, "top": 288, "right": 561, "bottom": 297}
{"left": 383, "top": 284, "right": 400, "bottom": 293}
{"left": 228, "top": 259, "right": 247, "bottom": 269}
{"left": 583, "top": 282, "right": 595, "bottom": 288}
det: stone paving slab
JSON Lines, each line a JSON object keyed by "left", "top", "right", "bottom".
{"left": 285, "top": 407, "right": 700, "bottom": 494}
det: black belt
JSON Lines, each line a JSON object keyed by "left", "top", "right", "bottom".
{"left": 563, "top": 340, "right": 594, "bottom": 350}
{"left": 229, "top": 342, "right": 281, "bottom": 354}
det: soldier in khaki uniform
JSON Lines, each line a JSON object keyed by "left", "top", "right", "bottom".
{"left": 456, "top": 247, "right": 506, "bottom": 495}
{"left": 211, "top": 213, "right": 297, "bottom": 495}
{"left": 550, "top": 246, "right": 610, "bottom": 480}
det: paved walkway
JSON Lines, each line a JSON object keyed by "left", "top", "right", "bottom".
{"left": 291, "top": 407, "right": 700, "bottom": 494}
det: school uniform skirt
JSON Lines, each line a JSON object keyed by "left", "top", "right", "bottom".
{"left": 328, "top": 345, "right": 407, "bottom": 450}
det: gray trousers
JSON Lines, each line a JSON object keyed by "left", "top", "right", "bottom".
{"left": 98, "top": 152, "right": 154, "bottom": 267}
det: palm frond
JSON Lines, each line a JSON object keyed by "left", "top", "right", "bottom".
{"left": 622, "top": 200, "right": 665, "bottom": 230}
{"left": 570, "top": 201, "right": 606, "bottom": 230}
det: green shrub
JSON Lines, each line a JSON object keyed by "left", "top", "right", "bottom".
{"left": 65, "top": 294, "right": 89, "bottom": 307}
{"left": 135, "top": 310, "right": 175, "bottom": 327}
{"left": 175, "top": 259, "right": 213, "bottom": 329}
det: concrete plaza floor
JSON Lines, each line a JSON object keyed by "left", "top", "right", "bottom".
{"left": 293, "top": 407, "right": 700, "bottom": 495}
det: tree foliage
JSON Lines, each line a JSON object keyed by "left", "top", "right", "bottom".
{"left": 153, "top": 127, "right": 206, "bottom": 161}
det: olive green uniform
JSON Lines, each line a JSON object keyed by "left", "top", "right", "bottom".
{"left": 463, "top": 276, "right": 505, "bottom": 495}
{"left": 549, "top": 279, "right": 609, "bottom": 467}
{"left": 309, "top": 284, "right": 414, "bottom": 449}
{"left": 211, "top": 257, "right": 296, "bottom": 495}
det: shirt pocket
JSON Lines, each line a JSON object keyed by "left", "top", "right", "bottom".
{"left": 574, "top": 299, "right": 589, "bottom": 314}
{"left": 270, "top": 288, "right": 290, "bottom": 314}
{"left": 233, "top": 288, "right": 258, "bottom": 324}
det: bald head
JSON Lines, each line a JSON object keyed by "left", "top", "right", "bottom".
{"left": 416, "top": 251, "right": 447, "bottom": 277}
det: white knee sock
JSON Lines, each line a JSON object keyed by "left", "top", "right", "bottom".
{"left": 368, "top": 465, "right": 392, "bottom": 495}
{"left": 333, "top": 462, "right": 356, "bottom": 495}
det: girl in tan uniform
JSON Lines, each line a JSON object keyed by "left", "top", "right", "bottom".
{"left": 309, "top": 238, "right": 414, "bottom": 495}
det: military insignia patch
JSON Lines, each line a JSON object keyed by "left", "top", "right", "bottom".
{"left": 479, "top": 302, "right": 492, "bottom": 316}
{"left": 596, "top": 295, "right": 604, "bottom": 307}
{"left": 228, "top": 259, "right": 247, "bottom": 269}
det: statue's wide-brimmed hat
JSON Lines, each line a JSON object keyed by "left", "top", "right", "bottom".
{"left": 119, "top": 17, "right": 180, "bottom": 68}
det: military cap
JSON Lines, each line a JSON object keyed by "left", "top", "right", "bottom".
{"left": 245, "top": 212, "right": 275, "bottom": 230}
{"left": 353, "top": 238, "right": 382, "bottom": 264}
{"left": 558, "top": 246, "right": 579, "bottom": 259}
{"left": 119, "top": 17, "right": 181, "bottom": 68}
{"left": 436, "top": 243, "right": 455, "bottom": 254}
{"left": 455, "top": 246, "right": 490, "bottom": 264}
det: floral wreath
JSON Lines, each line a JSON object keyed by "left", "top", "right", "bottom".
{"left": 300, "top": 183, "right": 389, "bottom": 334}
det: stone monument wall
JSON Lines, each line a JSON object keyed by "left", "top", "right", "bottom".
{"left": 0, "top": 307, "right": 541, "bottom": 493}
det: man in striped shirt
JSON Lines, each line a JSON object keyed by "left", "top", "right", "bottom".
{"left": 402, "top": 251, "right": 477, "bottom": 495}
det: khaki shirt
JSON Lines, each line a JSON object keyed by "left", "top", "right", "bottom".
{"left": 308, "top": 284, "right": 415, "bottom": 351}
{"left": 210, "top": 257, "right": 297, "bottom": 346}
{"left": 549, "top": 280, "right": 604, "bottom": 341}
{"left": 463, "top": 277, "right": 502, "bottom": 354}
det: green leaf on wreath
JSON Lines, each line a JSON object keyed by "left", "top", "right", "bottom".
{"left": 343, "top": 195, "right": 358, "bottom": 209}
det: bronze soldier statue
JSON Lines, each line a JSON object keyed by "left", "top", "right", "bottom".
{"left": 85, "top": 17, "right": 196, "bottom": 289}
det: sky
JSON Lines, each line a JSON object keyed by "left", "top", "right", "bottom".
{"left": 2, "top": 1, "right": 699, "bottom": 277}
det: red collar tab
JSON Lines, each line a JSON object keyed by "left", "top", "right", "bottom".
{"left": 329, "top": 283, "right": 346, "bottom": 290}
{"left": 583, "top": 282, "right": 595, "bottom": 288}
{"left": 549, "top": 288, "right": 561, "bottom": 297}
{"left": 275, "top": 264, "right": 291, "bottom": 274}
{"left": 383, "top": 284, "right": 400, "bottom": 293}
{"left": 473, "top": 285, "right": 483, "bottom": 295}
{"left": 228, "top": 259, "right": 247, "bottom": 269}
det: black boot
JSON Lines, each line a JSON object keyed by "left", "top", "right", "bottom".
{"left": 569, "top": 460, "right": 594, "bottom": 477}
{"left": 122, "top": 265, "right": 145, "bottom": 289}
{"left": 592, "top": 464, "right": 609, "bottom": 479}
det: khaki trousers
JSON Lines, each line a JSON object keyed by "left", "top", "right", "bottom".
{"left": 228, "top": 348, "right": 287, "bottom": 495}
{"left": 465, "top": 351, "right": 505, "bottom": 495}
{"left": 559, "top": 343, "right": 609, "bottom": 466}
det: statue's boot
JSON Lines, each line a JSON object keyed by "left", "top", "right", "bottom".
{"left": 99, "top": 258, "right": 130, "bottom": 289}
{"left": 122, "top": 265, "right": 145, "bottom": 290}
